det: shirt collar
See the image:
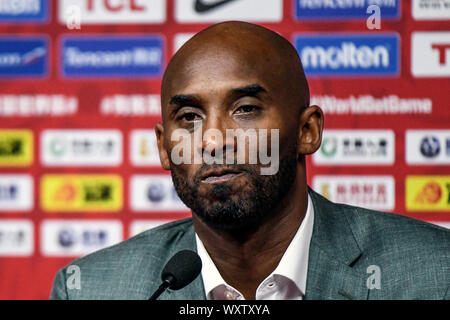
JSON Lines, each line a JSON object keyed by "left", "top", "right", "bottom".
{"left": 195, "top": 193, "right": 314, "bottom": 298}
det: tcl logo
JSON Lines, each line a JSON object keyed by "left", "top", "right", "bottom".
{"left": 86, "top": 0, "right": 145, "bottom": 12}
{"left": 58, "top": 0, "right": 166, "bottom": 24}
{"left": 432, "top": 43, "right": 450, "bottom": 66}
{"left": 412, "top": 32, "right": 450, "bottom": 77}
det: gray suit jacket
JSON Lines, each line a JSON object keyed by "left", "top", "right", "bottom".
{"left": 50, "top": 189, "right": 450, "bottom": 300}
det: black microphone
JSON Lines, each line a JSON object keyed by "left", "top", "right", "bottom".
{"left": 148, "top": 250, "right": 202, "bottom": 300}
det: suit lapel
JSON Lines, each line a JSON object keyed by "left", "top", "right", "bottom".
{"left": 163, "top": 223, "right": 207, "bottom": 300}
{"left": 305, "top": 188, "right": 369, "bottom": 300}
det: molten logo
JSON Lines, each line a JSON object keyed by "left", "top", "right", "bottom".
{"left": 295, "top": 34, "right": 399, "bottom": 76}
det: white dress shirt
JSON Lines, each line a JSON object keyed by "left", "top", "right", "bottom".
{"left": 195, "top": 194, "right": 314, "bottom": 300}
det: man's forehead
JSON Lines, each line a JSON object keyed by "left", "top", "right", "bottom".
{"left": 161, "top": 21, "right": 309, "bottom": 112}
{"left": 163, "top": 41, "right": 282, "bottom": 100}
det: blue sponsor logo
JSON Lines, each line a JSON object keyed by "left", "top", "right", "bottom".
{"left": 0, "top": 0, "right": 48, "bottom": 23}
{"left": 58, "top": 229, "right": 75, "bottom": 247}
{"left": 147, "top": 182, "right": 165, "bottom": 202}
{"left": 295, "top": 0, "right": 400, "bottom": 20}
{"left": 420, "top": 136, "right": 440, "bottom": 158}
{"left": 58, "top": 228, "right": 108, "bottom": 248}
{"left": 294, "top": 34, "right": 399, "bottom": 77}
{"left": 61, "top": 36, "right": 164, "bottom": 78}
{"left": 0, "top": 184, "right": 17, "bottom": 200}
{"left": 0, "top": 37, "right": 48, "bottom": 77}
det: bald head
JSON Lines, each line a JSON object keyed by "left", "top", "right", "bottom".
{"left": 161, "top": 21, "right": 310, "bottom": 118}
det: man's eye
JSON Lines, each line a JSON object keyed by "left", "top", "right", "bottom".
{"left": 178, "top": 112, "right": 202, "bottom": 122}
{"left": 235, "top": 105, "right": 260, "bottom": 114}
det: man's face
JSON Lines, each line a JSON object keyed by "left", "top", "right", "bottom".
{"left": 158, "top": 41, "right": 302, "bottom": 231}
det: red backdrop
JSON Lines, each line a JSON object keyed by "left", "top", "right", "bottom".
{"left": 0, "top": 0, "right": 449, "bottom": 299}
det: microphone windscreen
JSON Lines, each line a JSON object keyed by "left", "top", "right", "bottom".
{"left": 161, "top": 250, "right": 202, "bottom": 290}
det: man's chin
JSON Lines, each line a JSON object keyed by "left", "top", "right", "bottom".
{"left": 192, "top": 199, "right": 266, "bottom": 232}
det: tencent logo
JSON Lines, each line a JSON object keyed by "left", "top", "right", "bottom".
{"left": 295, "top": 0, "right": 400, "bottom": 20}
{"left": 61, "top": 36, "right": 164, "bottom": 78}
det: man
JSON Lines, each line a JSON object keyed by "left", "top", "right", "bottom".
{"left": 50, "top": 21, "right": 450, "bottom": 300}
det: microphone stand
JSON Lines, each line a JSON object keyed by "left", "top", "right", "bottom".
{"left": 148, "top": 275, "right": 175, "bottom": 300}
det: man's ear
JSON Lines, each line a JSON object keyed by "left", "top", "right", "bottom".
{"left": 155, "top": 122, "right": 171, "bottom": 170}
{"left": 297, "top": 105, "right": 324, "bottom": 155}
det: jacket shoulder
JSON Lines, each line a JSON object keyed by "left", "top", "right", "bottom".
{"left": 342, "top": 203, "right": 449, "bottom": 299}
{"left": 346, "top": 204, "right": 450, "bottom": 251}
{"left": 310, "top": 189, "right": 449, "bottom": 299}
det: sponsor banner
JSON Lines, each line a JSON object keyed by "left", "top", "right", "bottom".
{"left": 0, "top": 94, "right": 78, "bottom": 116}
{"left": 40, "top": 219, "right": 123, "bottom": 256}
{"left": 0, "top": 219, "right": 33, "bottom": 256}
{"left": 313, "top": 175, "right": 395, "bottom": 211}
{"left": 295, "top": 0, "right": 400, "bottom": 20}
{"left": 129, "top": 219, "right": 175, "bottom": 237}
{"left": 0, "top": 175, "right": 33, "bottom": 211}
{"left": 294, "top": 33, "right": 400, "bottom": 77}
{"left": 41, "top": 174, "right": 123, "bottom": 212}
{"left": 130, "top": 175, "right": 189, "bottom": 212}
{"left": 406, "top": 130, "right": 450, "bottom": 165}
{"left": 174, "top": 33, "right": 195, "bottom": 53}
{"left": 412, "top": 32, "right": 450, "bottom": 77}
{"left": 130, "top": 129, "right": 160, "bottom": 166}
{"left": 175, "top": 0, "right": 283, "bottom": 23}
{"left": 406, "top": 176, "right": 450, "bottom": 212}
{"left": 100, "top": 94, "right": 161, "bottom": 116}
{"left": 0, "top": 0, "right": 48, "bottom": 23}
{"left": 41, "top": 129, "right": 122, "bottom": 167}
{"left": 412, "top": 0, "right": 450, "bottom": 20}
{"left": 59, "top": 0, "right": 166, "bottom": 24}
{"left": 312, "top": 95, "right": 432, "bottom": 115}
{"left": 0, "top": 129, "right": 33, "bottom": 167}
{"left": 313, "top": 129, "right": 395, "bottom": 165}
{"left": 61, "top": 36, "right": 164, "bottom": 78}
{"left": 0, "top": 37, "right": 48, "bottom": 77}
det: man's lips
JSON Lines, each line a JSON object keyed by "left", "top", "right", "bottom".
{"left": 202, "top": 173, "right": 244, "bottom": 184}
{"left": 200, "top": 169, "right": 244, "bottom": 184}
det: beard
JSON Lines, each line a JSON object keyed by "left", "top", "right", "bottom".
{"left": 170, "top": 149, "right": 298, "bottom": 232}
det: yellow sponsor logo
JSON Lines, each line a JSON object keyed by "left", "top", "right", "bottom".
{"left": 0, "top": 130, "right": 33, "bottom": 167}
{"left": 41, "top": 174, "right": 122, "bottom": 212}
{"left": 406, "top": 176, "right": 450, "bottom": 211}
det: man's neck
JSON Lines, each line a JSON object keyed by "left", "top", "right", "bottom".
{"left": 193, "top": 177, "right": 308, "bottom": 300}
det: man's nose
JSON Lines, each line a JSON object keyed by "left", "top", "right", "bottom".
{"left": 200, "top": 113, "right": 235, "bottom": 158}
